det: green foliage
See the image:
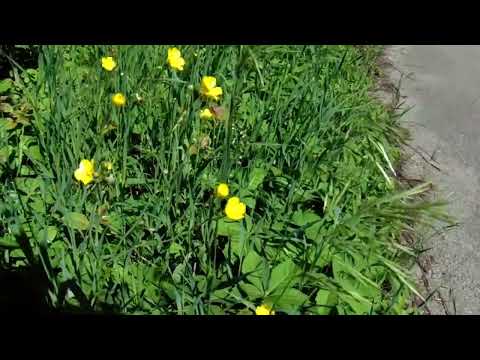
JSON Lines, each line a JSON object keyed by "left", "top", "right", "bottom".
{"left": 0, "top": 45, "right": 448, "bottom": 315}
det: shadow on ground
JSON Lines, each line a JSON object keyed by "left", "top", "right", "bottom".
{"left": 0, "top": 264, "right": 52, "bottom": 313}
{"left": 0, "top": 265, "right": 111, "bottom": 315}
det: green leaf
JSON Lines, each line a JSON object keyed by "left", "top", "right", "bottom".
{"left": 211, "top": 286, "right": 241, "bottom": 301}
{"left": 0, "top": 102, "right": 14, "bottom": 114}
{"left": 237, "top": 308, "right": 254, "bottom": 315}
{"left": 25, "top": 145, "right": 43, "bottom": 162}
{"left": 315, "top": 289, "right": 330, "bottom": 305}
{"left": 292, "top": 210, "right": 323, "bottom": 241}
{"left": 332, "top": 255, "right": 381, "bottom": 302}
{"left": 267, "top": 259, "right": 297, "bottom": 294}
{"left": 1, "top": 118, "right": 17, "bottom": 130}
{"left": 100, "top": 212, "right": 124, "bottom": 234}
{"left": 160, "top": 281, "right": 177, "bottom": 301}
{"left": 217, "top": 218, "right": 247, "bottom": 256}
{"left": 172, "top": 263, "right": 185, "bottom": 283}
{"left": 242, "top": 196, "right": 256, "bottom": 209}
{"left": 271, "top": 166, "right": 282, "bottom": 176}
{"left": 0, "top": 79, "right": 12, "bottom": 94}
{"left": 242, "top": 250, "right": 265, "bottom": 290}
{"left": 14, "top": 177, "right": 43, "bottom": 196}
{"left": 248, "top": 167, "right": 268, "bottom": 190}
{"left": 341, "top": 295, "right": 373, "bottom": 315}
{"left": 63, "top": 212, "right": 90, "bottom": 231}
{"left": 169, "top": 242, "right": 183, "bottom": 256}
{"left": 241, "top": 250, "right": 264, "bottom": 275}
{"left": 38, "top": 226, "right": 58, "bottom": 243}
{"left": 315, "top": 289, "right": 337, "bottom": 315}
{"left": 0, "top": 146, "right": 11, "bottom": 165}
{"left": 29, "top": 197, "right": 45, "bottom": 214}
{"left": 269, "top": 288, "right": 309, "bottom": 312}
{"left": 216, "top": 218, "right": 241, "bottom": 238}
{"left": 0, "top": 234, "right": 20, "bottom": 249}
{"left": 239, "top": 282, "right": 263, "bottom": 299}
{"left": 208, "top": 305, "right": 225, "bottom": 315}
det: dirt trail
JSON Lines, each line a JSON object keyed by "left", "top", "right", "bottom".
{"left": 382, "top": 45, "right": 480, "bottom": 314}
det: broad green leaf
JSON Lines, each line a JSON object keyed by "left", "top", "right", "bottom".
{"left": 316, "top": 288, "right": 331, "bottom": 305}
{"left": 270, "top": 166, "right": 282, "bottom": 176}
{"left": 10, "top": 249, "right": 25, "bottom": 259}
{"left": 101, "top": 212, "right": 124, "bottom": 234}
{"left": 217, "top": 218, "right": 247, "bottom": 256}
{"left": 160, "top": 281, "right": 177, "bottom": 301}
{"left": 333, "top": 255, "right": 380, "bottom": 290}
{"left": 29, "top": 197, "right": 45, "bottom": 214}
{"left": 267, "top": 259, "right": 297, "bottom": 294}
{"left": 332, "top": 255, "right": 381, "bottom": 301}
{"left": 242, "top": 196, "right": 256, "bottom": 209}
{"left": 239, "top": 282, "right": 263, "bottom": 299}
{"left": 172, "top": 263, "right": 185, "bottom": 283}
{"left": 63, "top": 212, "right": 90, "bottom": 231}
{"left": 237, "top": 308, "right": 254, "bottom": 315}
{"left": 242, "top": 250, "right": 266, "bottom": 290}
{"left": 0, "top": 234, "right": 19, "bottom": 249}
{"left": 208, "top": 305, "right": 225, "bottom": 315}
{"left": 211, "top": 288, "right": 230, "bottom": 300}
{"left": 169, "top": 242, "right": 183, "bottom": 256}
{"left": 216, "top": 218, "right": 241, "bottom": 238}
{"left": 194, "top": 275, "right": 207, "bottom": 292}
{"left": 341, "top": 295, "right": 373, "bottom": 315}
{"left": 0, "top": 102, "right": 14, "bottom": 114}
{"left": 25, "top": 145, "right": 43, "bottom": 162}
{"left": 248, "top": 167, "right": 267, "bottom": 190}
{"left": 38, "top": 226, "right": 58, "bottom": 243}
{"left": 315, "top": 289, "right": 337, "bottom": 315}
{"left": 0, "top": 80, "right": 12, "bottom": 94}
{"left": 241, "top": 250, "right": 264, "bottom": 275}
{"left": 291, "top": 210, "right": 322, "bottom": 241}
{"left": 14, "top": 177, "right": 42, "bottom": 195}
{"left": 0, "top": 146, "right": 11, "bottom": 164}
{"left": 269, "top": 288, "right": 309, "bottom": 312}
{"left": 1, "top": 118, "right": 17, "bottom": 130}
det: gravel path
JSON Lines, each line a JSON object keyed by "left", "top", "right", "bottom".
{"left": 384, "top": 45, "right": 480, "bottom": 315}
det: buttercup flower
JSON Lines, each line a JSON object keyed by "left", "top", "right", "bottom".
{"left": 199, "top": 108, "right": 214, "bottom": 120}
{"left": 215, "top": 183, "right": 229, "bottom": 199}
{"left": 112, "top": 93, "right": 126, "bottom": 107}
{"left": 74, "top": 159, "right": 95, "bottom": 186}
{"left": 101, "top": 56, "right": 117, "bottom": 71}
{"left": 224, "top": 196, "right": 246, "bottom": 221}
{"left": 167, "top": 47, "right": 185, "bottom": 71}
{"left": 255, "top": 304, "right": 275, "bottom": 315}
{"left": 200, "top": 76, "right": 223, "bottom": 101}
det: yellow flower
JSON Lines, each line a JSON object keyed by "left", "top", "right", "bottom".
{"left": 199, "top": 108, "right": 214, "bottom": 120}
{"left": 167, "top": 47, "right": 185, "bottom": 71}
{"left": 224, "top": 196, "right": 246, "bottom": 221}
{"left": 255, "top": 304, "right": 275, "bottom": 315}
{"left": 74, "top": 159, "right": 95, "bottom": 186}
{"left": 200, "top": 76, "right": 223, "bottom": 101}
{"left": 215, "top": 183, "right": 229, "bottom": 199}
{"left": 101, "top": 56, "right": 117, "bottom": 71}
{"left": 112, "top": 93, "right": 126, "bottom": 107}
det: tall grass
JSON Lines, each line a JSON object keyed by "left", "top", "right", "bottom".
{"left": 0, "top": 45, "right": 447, "bottom": 314}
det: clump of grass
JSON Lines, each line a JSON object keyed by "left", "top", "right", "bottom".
{"left": 0, "top": 45, "right": 447, "bottom": 314}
